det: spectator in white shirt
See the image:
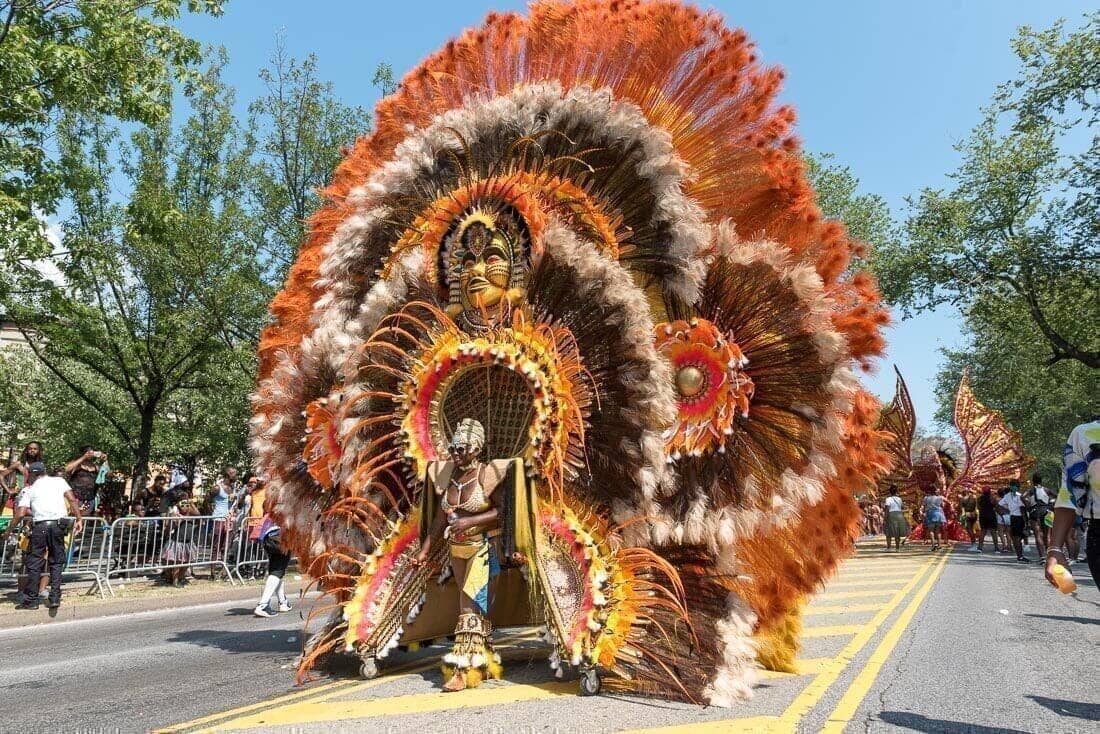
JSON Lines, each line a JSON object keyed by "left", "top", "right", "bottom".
{"left": 1, "top": 463, "right": 83, "bottom": 610}
{"left": 882, "top": 485, "right": 908, "bottom": 551}
{"left": 997, "top": 480, "right": 1028, "bottom": 563}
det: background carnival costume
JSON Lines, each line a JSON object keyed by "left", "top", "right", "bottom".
{"left": 877, "top": 367, "right": 1033, "bottom": 542}
{"left": 251, "top": 0, "right": 895, "bottom": 704}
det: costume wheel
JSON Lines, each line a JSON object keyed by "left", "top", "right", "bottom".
{"left": 359, "top": 656, "right": 379, "bottom": 679}
{"left": 579, "top": 667, "right": 601, "bottom": 696}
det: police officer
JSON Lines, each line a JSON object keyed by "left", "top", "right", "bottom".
{"left": 1, "top": 462, "right": 83, "bottom": 610}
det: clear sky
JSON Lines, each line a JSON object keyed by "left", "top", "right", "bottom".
{"left": 177, "top": 0, "right": 1093, "bottom": 428}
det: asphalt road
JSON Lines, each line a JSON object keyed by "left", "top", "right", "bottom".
{"left": 0, "top": 543, "right": 1096, "bottom": 733}
{"left": 0, "top": 598, "right": 307, "bottom": 733}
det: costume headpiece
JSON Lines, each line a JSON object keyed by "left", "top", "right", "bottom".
{"left": 449, "top": 418, "right": 486, "bottom": 453}
{"left": 253, "top": 0, "right": 893, "bottom": 704}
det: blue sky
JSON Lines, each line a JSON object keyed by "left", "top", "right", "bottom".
{"left": 177, "top": 0, "right": 1093, "bottom": 428}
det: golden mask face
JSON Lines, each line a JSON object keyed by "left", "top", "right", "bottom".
{"left": 443, "top": 206, "right": 529, "bottom": 327}
{"left": 458, "top": 222, "right": 512, "bottom": 310}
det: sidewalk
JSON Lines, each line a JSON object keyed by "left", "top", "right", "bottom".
{"left": 0, "top": 574, "right": 308, "bottom": 629}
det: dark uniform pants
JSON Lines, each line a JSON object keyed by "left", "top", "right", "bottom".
{"left": 26, "top": 520, "right": 67, "bottom": 605}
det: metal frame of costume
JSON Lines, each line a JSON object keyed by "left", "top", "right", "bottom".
{"left": 252, "top": 0, "right": 895, "bottom": 704}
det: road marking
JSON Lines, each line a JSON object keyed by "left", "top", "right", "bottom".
{"left": 621, "top": 716, "right": 782, "bottom": 733}
{"left": 819, "top": 551, "right": 951, "bottom": 733}
{"left": 163, "top": 631, "right": 537, "bottom": 733}
{"left": 210, "top": 681, "right": 577, "bottom": 729}
{"left": 819, "top": 589, "right": 899, "bottom": 600}
{"left": 759, "top": 657, "right": 830, "bottom": 679}
{"left": 801, "top": 625, "right": 864, "bottom": 638}
{"left": 804, "top": 603, "right": 884, "bottom": 616}
{"left": 826, "top": 578, "right": 913, "bottom": 589}
{"left": 772, "top": 552, "right": 944, "bottom": 730}
{"left": 836, "top": 568, "right": 922, "bottom": 577}
{"left": 630, "top": 551, "right": 946, "bottom": 734}
{"left": 154, "top": 679, "right": 355, "bottom": 733}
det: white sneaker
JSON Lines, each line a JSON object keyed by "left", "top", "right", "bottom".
{"left": 254, "top": 606, "right": 274, "bottom": 618}
{"left": 277, "top": 602, "right": 293, "bottom": 613}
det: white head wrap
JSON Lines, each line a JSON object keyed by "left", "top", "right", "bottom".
{"left": 450, "top": 418, "right": 486, "bottom": 452}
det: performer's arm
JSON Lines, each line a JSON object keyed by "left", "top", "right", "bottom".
{"left": 413, "top": 463, "right": 447, "bottom": 564}
{"left": 417, "top": 504, "right": 448, "bottom": 560}
{"left": 1045, "top": 431, "right": 1085, "bottom": 586}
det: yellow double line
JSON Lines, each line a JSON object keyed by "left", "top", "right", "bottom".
{"left": 626, "top": 549, "right": 950, "bottom": 733}
{"left": 159, "top": 630, "right": 541, "bottom": 733}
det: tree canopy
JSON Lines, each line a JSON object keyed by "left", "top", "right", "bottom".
{"left": 0, "top": 1, "right": 226, "bottom": 300}
{"left": 875, "top": 12, "right": 1099, "bottom": 370}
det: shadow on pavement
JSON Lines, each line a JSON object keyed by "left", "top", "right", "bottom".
{"left": 168, "top": 628, "right": 300, "bottom": 654}
{"left": 1026, "top": 695, "right": 1100, "bottom": 721}
{"left": 1024, "top": 613, "right": 1100, "bottom": 626}
{"left": 877, "top": 711, "right": 1031, "bottom": 733}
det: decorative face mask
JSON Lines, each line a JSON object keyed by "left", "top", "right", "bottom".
{"left": 443, "top": 206, "right": 529, "bottom": 329}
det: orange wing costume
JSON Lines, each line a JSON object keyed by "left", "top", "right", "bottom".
{"left": 252, "top": 0, "right": 891, "bottom": 704}
{"left": 876, "top": 368, "right": 1033, "bottom": 541}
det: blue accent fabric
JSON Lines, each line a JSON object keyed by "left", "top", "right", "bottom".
{"left": 471, "top": 542, "right": 500, "bottom": 615}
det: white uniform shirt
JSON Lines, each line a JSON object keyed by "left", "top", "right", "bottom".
{"left": 17, "top": 476, "right": 72, "bottom": 521}
{"left": 884, "top": 496, "right": 903, "bottom": 513}
{"left": 998, "top": 491, "right": 1023, "bottom": 517}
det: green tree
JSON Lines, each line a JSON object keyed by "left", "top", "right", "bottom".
{"left": 805, "top": 152, "right": 898, "bottom": 258}
{"left": 934, "top": 295, "right": 1099, "bottom": 478}
{"left": 0, "top": 349, "right": 132, "bottom": 464}
{"left": 245, "top": 37, "right": 370, "bottom": 285}
{"left": 2, "top": 60, "right": 264, "bottom": 490}
{"left": 0, "top": 0, "right": 225, "bottom": 298}
{"left": 876, "top": 13, "right": 1099, "bottom": 369}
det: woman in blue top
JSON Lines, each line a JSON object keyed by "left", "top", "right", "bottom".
{"left": 922, "top": 488, "right": 947, "bottom": 551}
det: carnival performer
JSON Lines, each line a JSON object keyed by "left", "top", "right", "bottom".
{"left": 922, "top": 488, "right": 946, "bottom": 551}
{"left": 411, "top": 418, "right": 511, "bottom": 692}
{"left": 883, "top": 485, "right": 908, "bottom": 551}
{"left": 958, "top": 489, "right": 978, "bottom": 548}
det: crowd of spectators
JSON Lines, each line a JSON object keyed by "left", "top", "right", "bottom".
{"left": 0, "top": 442, "right": 276, "bottom": 606}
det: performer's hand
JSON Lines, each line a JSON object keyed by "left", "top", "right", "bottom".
{"left": 410, "top": 548, "right": 429, "bottom": 567}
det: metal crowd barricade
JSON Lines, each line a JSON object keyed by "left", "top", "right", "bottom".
{"left": 0, "top": 517, "right": 111, "bottom": 596}
{"left": 233, "top": 517, "right": 269, "bottom": 582}
{"left": 104, "top": 515, "right": 236, "bottom": 595}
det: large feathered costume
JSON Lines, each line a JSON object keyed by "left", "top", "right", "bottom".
{"left": 877, "top": 367, "right": 1033, "bottom": 539}
{"left": 252, "top": 0, "right": 891, "bottom": 705}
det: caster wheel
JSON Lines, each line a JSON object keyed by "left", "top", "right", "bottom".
{"left": 579, "top": 668, "right": 601, "bottom": 696}
{"left": 359, "top": 657, "right": 379, "bottom": 679}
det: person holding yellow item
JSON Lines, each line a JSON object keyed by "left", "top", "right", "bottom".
{"left": 411, "top": 418, "right": 512, "bottom": 693}
{"left": 1046, "top": 416, "right": 1100, "bottom": 590}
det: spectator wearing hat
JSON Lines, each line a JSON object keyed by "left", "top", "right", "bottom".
{"left": 1, "top": 463, "right": 83, "bottom": 610}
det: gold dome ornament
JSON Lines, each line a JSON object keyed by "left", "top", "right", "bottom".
{"left": 675, "top": 365, "right": 706, "bottom": 398}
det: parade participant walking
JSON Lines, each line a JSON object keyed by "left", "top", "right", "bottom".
{"left": 976, "top": 488, "right": 1000, "bottom": 553}
{"left": 958, "top": 489, "right": 978, "bottom": 548}
{"left": 1, "top": 463, "right": 82, "bottom": 610}
{"left": 998, "top": 480, "right": 1028, "bottom": 562}
{"left": 1046, "top": 416, "right": 1100, "bottom": 589}
{"left": 883, "top": 485, "right": 908, "bottom": 551}
{"left": 921, "top": 488, "right": 946, "bottom": 551}
{"left": 253, "top": 497, "right": 292, "bottom": 618}
{"left": 1024, "top": 472, "right": 1051, "bottom": 555}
